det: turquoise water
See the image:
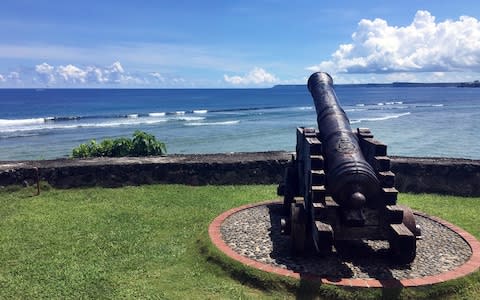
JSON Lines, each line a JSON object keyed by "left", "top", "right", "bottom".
{"left": 1, "top": 86, "right": 479, "bottom": 160}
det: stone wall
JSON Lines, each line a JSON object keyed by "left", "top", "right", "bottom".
{"left": 0, "top": 151, "right": 479, "bottom": 197}
{"left": 390, "top": 156, "right": 480, "bottom": 196}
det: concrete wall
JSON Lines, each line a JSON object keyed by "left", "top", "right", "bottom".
{"left": 1, "top": 151, "right": 479, "bottom": 197}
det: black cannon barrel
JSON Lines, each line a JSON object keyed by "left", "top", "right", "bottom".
{"left": 307, "top": 72, "right": 379, "bottom": 219}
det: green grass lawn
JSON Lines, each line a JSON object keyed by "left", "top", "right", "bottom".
{"left": 0, "top": 184, "right": 478, "bottom": 299}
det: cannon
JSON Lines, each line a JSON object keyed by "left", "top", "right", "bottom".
{"left": 278, "top": 72, "right": 420, "bottom": 264}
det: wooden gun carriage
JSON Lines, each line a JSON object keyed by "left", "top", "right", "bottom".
{"left": 278, "top": 72, "right": 420, "bottom": 264}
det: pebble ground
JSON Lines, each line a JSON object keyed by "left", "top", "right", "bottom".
{"left": 220, "top": 203, "right": 472, "bottom": 280}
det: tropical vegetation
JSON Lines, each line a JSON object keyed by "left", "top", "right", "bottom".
{"left": 71, "top": 130, "right": 166, "bottom": 158}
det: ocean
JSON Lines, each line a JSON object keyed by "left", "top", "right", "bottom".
{"left": 1, "top": 86, "right": 479, "bottom": 161}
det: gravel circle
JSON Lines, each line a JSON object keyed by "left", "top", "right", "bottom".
{"left": 220, "top": 203, "right": 472, "bottom": 279}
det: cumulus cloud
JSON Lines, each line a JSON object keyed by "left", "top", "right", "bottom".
{"left": 30, "top": 61, "right": 141, "bottom": 86}
{"left": 307, "top": 10, "right": 480, "bottom": 74}
{"left": 35, "top": 62, "right": 54, "bottom": 74}
{"left": 224, "top": 67, "right": 278, "bottom": 85}
{"left": 0, "top": 61, "right": 188, "bottom": 87}
{"left": 57, "top": 64, "right": 87, "bottom": 83}
{"left": 150, "top": 72, "right": 165, "bottom": 82}
{"left": 35, "top": 62, "right": 56, "bottom": 84}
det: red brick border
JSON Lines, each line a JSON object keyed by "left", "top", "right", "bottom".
{"left": 208, "top": 200, "right": 480, "bottom": 288}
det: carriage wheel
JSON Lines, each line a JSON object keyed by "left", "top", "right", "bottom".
{"left": 312, "top": 221, "right": 333, "bottom": 256}
{"left": 399, "top": 205, "right": 421, "bottom": 237}
{"left": 283, "top": 165, "right": 297, "bottom": 215}
{"left": 389, "top": 207, "right": 418, "bottom": 264}
{"left": 290, "top": 203, "right": 306, "bottom": 255}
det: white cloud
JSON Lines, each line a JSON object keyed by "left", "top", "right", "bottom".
{"left": 35, "top": 62, "right": 56, "bottom": 84}
{"left": 7, "top": 71, "right": 21, "bottom": 83}
{"left": 57, "top": 64, "right": 88, "bottom": 83}
{"left": 110, "top": 61, "right": 124, "bottom": 73}
{"left": 30, "top": 61, "right": 132, "bottom": 85}
{"left": 35, "top": 62, "right": 54, "bottom": 74}
{"left": 307, "top": 10, "right": 480, "bottom": 74}
{"left": 150, "top": 72, "right": 165, "bottom": 82}
{"left": 85, "top": 61, "right": 126, "bottom": 84}
{"left": 224, "top": 67, "right": 278, "bottom": 85}
{"left": 0, "top": 61, "right": 188, "bottom": 87}
{"left": 86, "top": 66, "right": 107, "bottom": 83}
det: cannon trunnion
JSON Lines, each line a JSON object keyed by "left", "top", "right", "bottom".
{"left": 278, "top": 72, "right": 419, "bottom": 264}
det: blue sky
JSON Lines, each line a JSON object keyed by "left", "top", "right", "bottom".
{"left": 1, "top": 0, "right": 479, "bottom": 87}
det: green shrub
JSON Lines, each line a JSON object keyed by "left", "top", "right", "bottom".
{"left": 71, "top": 142, "right": 91, "bottom": 158}
{"left": 99, "top": 139, "right": 114, "bottom": 156}
{"left": 71, "top": 131, "right": 166, "bottom": 158}
{"left": 111, "top": 137, "right": 133, "bottom": 157}
{"left": 132, "top": 130, "right": 167, "bottom": 156}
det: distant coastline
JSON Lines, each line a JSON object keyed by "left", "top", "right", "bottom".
{"left": 273, "top": 81, "right": 480, "bottom": 88}
{"left": 457, "top": 80, "right": 480, "bottom": 88}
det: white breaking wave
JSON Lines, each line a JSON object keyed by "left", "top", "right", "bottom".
{"left": 0, "top": 117, "right": 169, "bottom": 133}
{"left": 185, "top": 120, "right": 240, "bottom": 126}
{"left": 148, "top": 112, "right": 166, "bottom": 117}
{"left": 143, "top": 119, "right": 169, "bottom": 125}
{"left": 0, "top": 113, "right": 211, "bottom": 134}
{"left": 385, "top": 101, "right": 404, "bottom": 105}
{"left": 0, "top": 118, "right": 46, "bottom": 126}
{"left": 297, "top": 106, "right": 314, "bottom": 110}
{"left": 413, "top": 103, "right": 445, "bottom": 108}
{"left": 350, "top": 112, "right": 411, "bottom": 124}
{"left": 193, "top": 110, "right": 208, "bottom": 114}
{"left": 73, "top": 118, "right": 170, "bottom": 128}
{"left": 355, "top": 101, "right": 403, "bottom": 107}
{"left": 345, "top": 108, "right": 366, "bottom": 112}
{"left": 174, "top": 116, "right": 206, "bottom": 121}
{"left": 175, "top": 111, "right": 186, "bottom": 115}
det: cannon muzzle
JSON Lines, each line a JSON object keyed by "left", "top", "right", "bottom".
{"left": 307, "top": 72, "right": 379, "bottom": 226}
